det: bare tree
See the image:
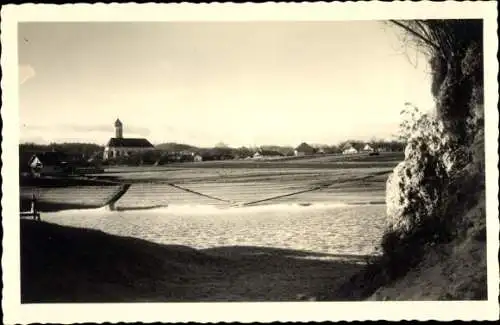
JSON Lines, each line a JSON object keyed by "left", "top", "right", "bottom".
{"left": 390, "top": 19, "right": 483, "bottom": 145}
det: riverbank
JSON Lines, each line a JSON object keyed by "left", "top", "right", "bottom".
{"left": 368, "top": 190, "right": 487, "bottom": 300}
{"left": 21, "top": 219, "right": 368, "bottom": 302}
{"left": 335, "top": 183, "right": 487, "bottom": 300}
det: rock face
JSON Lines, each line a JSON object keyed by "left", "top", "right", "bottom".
{"left": 385, "top": 109, "right": 475, "bottom": 238}
{"left": 385, "top": 110, "right": 457, "bottom": 235}
{"left": 353, "top": 21, "right": 486, "bottom": 301}
{"left": 385, "top": 139, "right": 449, "bottom": 235}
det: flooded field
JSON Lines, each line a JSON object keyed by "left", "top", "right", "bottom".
{"left": 22, "top": 156, "right": 399, "bottom": 259}
{"left": 42, "top": 203, "right": 387, "bottom": 258}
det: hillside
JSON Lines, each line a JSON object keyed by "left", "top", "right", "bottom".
{"left": 373, "top": 19, "right": 488, "bottom": 301}
{"left": 336, "top": 130, "right": 487, "bottom": 301}
{"left": 371, "top": 126, "right": 487, "bottom": 300}
{"left": 368, "top": 191, "right": 486, "bottom": 300}
{"left": 335, "top": 19, "right": 488, "bottom": 302}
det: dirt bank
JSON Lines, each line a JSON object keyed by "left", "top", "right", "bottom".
{"left": 21, "top": 220, "right": 367, "bottom": 302}
{"left": 367, "top": 191, "right": 487, "bottom": 300}
{"left": 335, "top": 190, "right": 487, "bottom": 301}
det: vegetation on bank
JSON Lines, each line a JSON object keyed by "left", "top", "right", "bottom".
{"left": 340, "top": 19, "right": 486, "bottom": 300}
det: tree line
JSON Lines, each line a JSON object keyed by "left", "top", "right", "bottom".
{"left": 19, "top": 142, "right": 104, "bottom": 160}
{"left": 19, "top": 138, "right": 407, "bottom": 164}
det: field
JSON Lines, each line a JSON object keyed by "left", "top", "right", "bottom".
{"left": 21, "top": 152, "right": 403, "bottom": 210}
{"left": 23, "top": 152, "right": 403, "bottom": 253}
{"left": 21, "top": 152, "right": 404, "bottom": 301}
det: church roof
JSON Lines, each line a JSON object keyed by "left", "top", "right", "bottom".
{"left": 107, "top": 138, "right": 154, "bottom": 148}
{"left": 114, "top": 119, "right": 122, "bottom": 127}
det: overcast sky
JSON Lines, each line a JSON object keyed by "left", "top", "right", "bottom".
{"left": 18, "top": 21, "right": 434, "bottom": 147}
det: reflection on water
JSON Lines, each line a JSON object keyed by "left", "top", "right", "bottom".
{"left": 42, "top": 203, "right": 387, "bottom": 259}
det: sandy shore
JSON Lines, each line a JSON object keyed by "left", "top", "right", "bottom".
{"left": 21, "top": 219, "right": 368, "bottom": 302}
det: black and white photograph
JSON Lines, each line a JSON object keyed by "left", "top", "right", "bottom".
{"left": 1, "top": 2, "right": 498, "bottom": 323}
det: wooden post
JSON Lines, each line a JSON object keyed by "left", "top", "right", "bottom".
{"left": 31, "top": 193, "right": 41, "bottom": 221}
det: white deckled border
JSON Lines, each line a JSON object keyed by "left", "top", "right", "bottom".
{"left": 1, "top": 2, "right": 498, "bottom": 323}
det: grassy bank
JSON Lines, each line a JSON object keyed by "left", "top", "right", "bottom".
{"left": 21, "top": 219, "right": 369, "bottom": 302}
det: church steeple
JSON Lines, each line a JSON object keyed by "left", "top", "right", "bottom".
{"left": 115, "top": 118, "right": 123, "bottom": 139}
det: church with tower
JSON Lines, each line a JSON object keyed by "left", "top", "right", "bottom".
{"left": 103, "top": 118, "right": 155, "bottom": 160}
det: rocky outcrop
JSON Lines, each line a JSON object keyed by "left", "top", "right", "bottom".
{"left": 344, "top": 20, "right": 487, "bottom": 302}
{"left": 385, "top": 115, "right": 453, "bottom": 236}
{"left": 385, "top": 32, "right": 483, "bottom": 241}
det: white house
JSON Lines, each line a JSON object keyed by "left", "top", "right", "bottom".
{"left": 103, "top": 119, "right": 155, "bottom": 160}
{"left": 362, "top": 144, "right": 375, "bottom": 152}
{"left": 342, "top": 147, "right": 358, "bottom": 155}
{"left": 28, "top": 152, "right": 68, "bottom": 176}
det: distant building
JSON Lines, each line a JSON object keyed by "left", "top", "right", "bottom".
{"left": 103, "top": 119, "right": 155, "bottom": 160}
{"left": 342, "top": 143, "right": 359, "bottom": 155}
{"left": 378, "top": 146, "right": 395, "bottom": 152}
{"left": 362, "top": 144, "right": 375, "bottom": 152}
{"left": 294, "top": 142, "right": 315, "bottom": 156}
{"left": 201, "top": 148, "right": 233, "bottom": 161}
{"left": 28, "top": 151, "right": 69, "bottom": 176}
{"left": 253, "top": 149, "right": 284, "bottom": 160}
{"left": 176, "top": 151, "right": 203, "bottom": 162}
{"left": 342, "top": 147, "right": 358, "bottom": 155}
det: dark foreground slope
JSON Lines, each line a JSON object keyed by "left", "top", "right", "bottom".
{"left": 21, "top": 220, "right": 366, "bottom": 302}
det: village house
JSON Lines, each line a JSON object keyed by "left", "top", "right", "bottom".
{"left": 342, "top": 143, "right": 359, "bottom": 155}
{"left": 294, "top": 142, "right": 316, "bottom": 156}
{"left": 176, "top": 151, "right": 203, "bottom": 162}
{"left": 27, "top": 151, "right": 69, "bottom": 176}
{"left": 103, "top": 119, "right": 155, "bottom": 160}
{"left": 342, "top": 147, "right": 358, "bottom": 154}
{"left": 253, "top": 149, "right": 284, "bottom": 160}
{"left": 361, "top": 144, "right": 375, "bottom": 152}
{"left": 205, "top": 147, "right": 234, "bottom": 161}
